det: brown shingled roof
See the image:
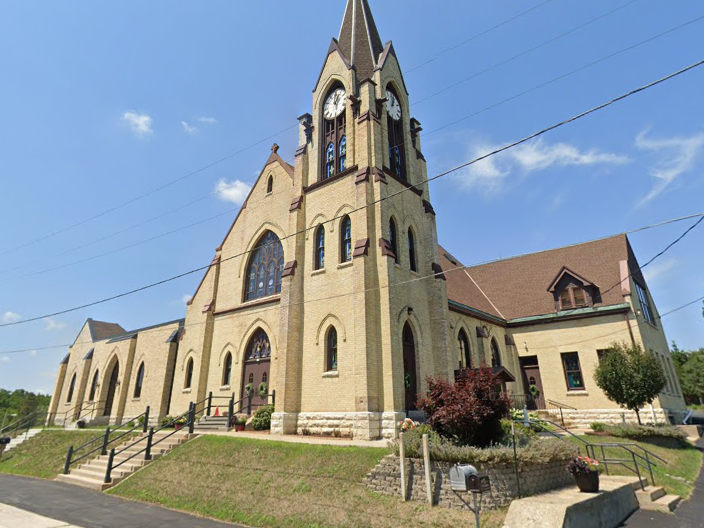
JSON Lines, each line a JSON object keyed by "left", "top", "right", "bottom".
{"left": 462, "top": 234, "right": 631, "bottom": 320}
{"left": 338, "top": 0, "right": 385, "bottom": 81}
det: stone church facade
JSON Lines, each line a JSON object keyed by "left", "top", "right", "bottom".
{"left": 48, "top": 0, "right": 686, "bottom": 437}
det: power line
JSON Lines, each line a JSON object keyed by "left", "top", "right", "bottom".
{"left": 2, "top": 8, "right": 698, "bottom": 278}
{"left": 1, "top": 57, "right": 703, "bottom": 329}
{"left": 403, "top": 0, "right": 558, "bottom": 74}
{"left": 0, "top": 1, "right": 661, "bottom": 262}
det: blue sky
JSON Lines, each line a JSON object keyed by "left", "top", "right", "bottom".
{"left": 1, "top": 0, "right": 703, "bottom": 394}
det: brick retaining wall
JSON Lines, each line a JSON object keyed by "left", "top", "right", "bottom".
{"left": 364, "top": 455, "right": 573, "bottom": 509}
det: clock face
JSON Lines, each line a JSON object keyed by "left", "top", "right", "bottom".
{"left": 324, "top": 88, "right": 346, "bottom": 120}
{"left": 386, "top": 90, "right": 401, "bottom": 121}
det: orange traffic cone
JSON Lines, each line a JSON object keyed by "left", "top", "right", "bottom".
{"left": 214, "top": 406, "right": 220, "bottom": 417}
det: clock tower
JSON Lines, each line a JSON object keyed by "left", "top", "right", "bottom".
{"left": 272, "top": 0, "right": 452, "bottom": 439}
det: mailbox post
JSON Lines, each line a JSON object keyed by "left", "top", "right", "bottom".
{"left": 449, "top": 464, "right": 491, "bottom": 528}
{"left": 0, "top": 436, "right": 11, "bottom": 460}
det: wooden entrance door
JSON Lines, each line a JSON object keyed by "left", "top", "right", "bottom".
{"left": 241, "top": 329, "right": 272, "bottom": 412}
{"left": 104, "top": 361, "right": 120, "bottom": 417}
{"left": 402, "top": 323, "right": 417, "bottom": 412}
{"left": 519, "top": 356, "right": 545, "bottom": 410}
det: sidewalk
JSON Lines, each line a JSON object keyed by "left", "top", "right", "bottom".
{"left": 0, "top": 474, "right": 242, "bottom": 528}
{"left": 621, "top": 438, "right": 704, "bottom": 528}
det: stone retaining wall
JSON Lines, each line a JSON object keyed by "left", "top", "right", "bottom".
{"left": 364, "top": 455, "right": 573, "bottom": 509}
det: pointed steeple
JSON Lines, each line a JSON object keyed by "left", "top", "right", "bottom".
{"left": 337, "top": 0, "right": 385, "bottom": 82}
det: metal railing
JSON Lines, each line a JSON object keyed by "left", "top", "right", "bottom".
{"left": 544, "top": 399, "right": 578, "bottom": 427}
{"left": 47, "top": 400, "right": 106, "bottom": 427}
{"left": 0, "top": 410, "right": 46, "bottom": 438}
{"left": 516, "top": 415, "right": 665, "bottom": 491}
{"left": 62, "top": 407, "right": 150, "bottom": 475}
{"left": 509, "top": 393, "right": 544, "bottom": 411}
{"left": 104, "top": 404, "right": 196, "bottom": 484}
{"left": 193, "top": 389, "right": 276, "bottom": 423}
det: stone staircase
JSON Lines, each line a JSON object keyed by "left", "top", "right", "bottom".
{"left": 635, "top": 483, "right": 681, "bottom": 512}
{"left": 55, "top": 429, "right": 193, "bottom": 491}
{"left": 2, "top": 428, "right": 42, "bottom": 453}
{"left": 193, "top": 415, "right": 231, "bottom": 433}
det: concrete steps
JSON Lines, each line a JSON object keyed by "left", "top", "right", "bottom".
{"left": 635, "top": 485, "right": 682, "bottom": 512}
{"left": 3, "top": 429, "right": 42, "bottom": 453}
{"left": 55, "top": 430, "right": 193, "bottom": 491}
{"left": 194, "top": 415, "right": 231, "bottom": 433}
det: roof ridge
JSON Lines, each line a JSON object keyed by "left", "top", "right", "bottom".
{"left": 462, "top": 269, "right": 506, "bottom": 320}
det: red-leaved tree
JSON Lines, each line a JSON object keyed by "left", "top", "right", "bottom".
{"left": 417, "top": 369, "right": 511, "bottom": 447}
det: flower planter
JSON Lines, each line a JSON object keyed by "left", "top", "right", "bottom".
{"left": 174, "top": 424, "right": 185, "bottom": 431}
{"left": 574, "top": 472, "right": 600, "bottom": 493}
{"left": 235, "top": 424, "right": 246, "bottom": 432}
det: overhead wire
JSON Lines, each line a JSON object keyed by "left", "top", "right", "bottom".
{"left": 1, "top": 57, "right": 703, "bottom": 329}
{"left": 0, "top": 0, "right": 651, "bottom": 261}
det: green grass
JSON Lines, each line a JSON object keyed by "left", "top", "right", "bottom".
{"left": 570, "top": 435, "right": 703, "bottom": 498}
{"left": 110, "top": 435, "right": 506, "bottom": 528}
{"left": 0, "top": 430, "right": 99, "bottom": 478}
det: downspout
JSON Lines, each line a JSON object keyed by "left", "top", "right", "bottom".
{"left": 623, "top": 312, "right": 636, "bottom": 348}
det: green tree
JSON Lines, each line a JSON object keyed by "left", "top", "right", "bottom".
{"left": 671, "top": 342, "right": 704, "bottom": 405}
{"left": 594, "top": 342, "right": 667, "bottom": 424}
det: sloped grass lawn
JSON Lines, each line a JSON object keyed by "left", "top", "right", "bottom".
{"left": 0, "top": 430, "right": 98, "bottom": 479}
{"left": 110, "top": 435, "right": 506, "bottom": 528}
{"left": 571, "top": 435, "right": 703, "bottom": 499}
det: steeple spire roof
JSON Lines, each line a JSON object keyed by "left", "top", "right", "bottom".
{"left": 337, "top": 0, "right": 385, "bottom": 82}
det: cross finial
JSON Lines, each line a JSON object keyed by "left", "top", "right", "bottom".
{"left": 271, "top": 143, "right": 279, "bottom": 154}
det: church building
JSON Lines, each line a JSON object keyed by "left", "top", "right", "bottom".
{"left": 48, "top": 0, "right": 686, "bottom": 438}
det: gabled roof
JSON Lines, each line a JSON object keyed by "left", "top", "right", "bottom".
{"left": 87, "top": 319, "right": 125, "bottom": 342}
{"left": 547, "top": 266, "right": 596, "bottom": 293}
{"left": 338, "top": 0, "right": 385, "bottom": 81}
{"left": 463, "top": 235, "right": 631, "bottom": 320}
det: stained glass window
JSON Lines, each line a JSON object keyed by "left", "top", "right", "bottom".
{"left": 315, "top": 225, "right": 325, "bottom": 270}
{"left": 246, "top": 329, "right": 271, "bottom": 361}
{"left": 222, "top": 353, "right": 232, "bottom": 386}
{"left": 327, "top": 327, "right": 338, "bottom": 371}
{"left": 134, "top": 363, "right": 145, "bottom": 398}
{"left": 408, "top": 228, "right": 417, "bottom": 272}
{"left": 326, "top": 143, "right": 335, "bottom": 179}
{"left": 244, "top": 232, "right": 284, "bottom": 301}
{"left": 339, "top": 136, "right": 347, "bottom": 172}
{"left": 341, "top": 216, "right": 352, "bottom": 263}
{"left": 89, "top": 369, "right": 99, "bottom": 401}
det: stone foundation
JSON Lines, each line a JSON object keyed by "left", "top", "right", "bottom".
{"left": 270, "top": 411, "right": 405, "bottom": 440}
{"left": 542, "top": 408, "right": 670, "bottom": 429}
{"left": 364, "top": 455, "right": 573, "bottom": 509}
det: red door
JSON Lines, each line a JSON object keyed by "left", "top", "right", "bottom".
{"left": 402, "top": 323, "right": 417, "bottom": 412}
{"left": 241, "top": 329, "right": 272, "bottom": 412}
{"left": 520, "top": 356, "right": 545, "bottom": 410}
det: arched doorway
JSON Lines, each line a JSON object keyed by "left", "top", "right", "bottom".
{"left": 103, "top": 360, "right": 120, "bottom": 417}
{"left": 402, "top": 323, "right": 417, "bottom": 411}
{"left": 241, "top": 329, "right": 272, "bottom": 411}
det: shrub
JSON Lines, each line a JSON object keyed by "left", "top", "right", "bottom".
{"left": 395, "top": 427, "right": 577, "bottom": 465}
{"left": 417, "top": 369, "right": 511, "bottom": 447}
{"left": 509, "top": 408, "right": 549, "bottom": 432}
{"left": 160, "top": 416, "right": 173, "bottom": 427}
{"left": 590, "top": 422, "right": 607, "bottom": 432}
{"left": 252, "top": 405, "right": 274, "bottom": 431}
{"left": 605, "top": 424, "right": 687, "bottom": 441}
{"left": 500, "top": 418, "right": 537, "bottom": 445}
{"left": 138, "top": 416, "right": 145, "bottom": 426}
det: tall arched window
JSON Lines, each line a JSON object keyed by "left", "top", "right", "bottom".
{"left": 315, "top": 225, "right": 325, "bottom": 270}
{"left": 326, "top": 327, "right": 338, "bottom": 372}
{"left": 222, "top": 353, "right": 232, "bottom": 386}
{"left": 385, "top": 85, "right": 406, "bottom": 181}
{"left": 267, "top": 175, "right": 273, "bottom": 194}
{"left": 408, "top": 228, "right": 417, "bottom": 272}
{"left": 458, "top": 329, "right": 471, "bottom": 369}
{"left": 89, "top": 369, "right": 99, "bottom": 401}
{"left": 389, "top": 218, "right": 398, "bottom": 263}
{"left": 491, "top": 339, "right": 502, "bottom": 368}
{"left": 134, "top": 362, "right": 145, "bottom": 398}
{"left": 322, "top": 85, "right": 347, "bottom": 180}
{"left": 185, "top": 358, "right": 194, "bottom": 389}
{"left": 244, "top": 231, "right": 284, "bottom": 301}
{"left": 67, "top": 373, "right": 76, "bottom": 403}
{"left": 340, "top": 216, "right": 352, "bottom": 263}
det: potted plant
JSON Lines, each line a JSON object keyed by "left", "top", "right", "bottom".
{"left": 174, "top": 416, "right": 187, "bottom": 431}
{"left": 567, "top": 456, "right": 600, "bottom": 492}
{"left": 233, "top": 416, "right": 247, "bottom": 432}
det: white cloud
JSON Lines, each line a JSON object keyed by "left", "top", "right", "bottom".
{"left": 461, "top": 137, "right": 628, "bottom": 193}
{"left": 181, "top": 121, "right": 198, "bottom": 135}
{"left": 123, "top": 111, "right": 153, "bottom": 137}
{"left": 28, "top": 350, "right": 37, "bottom": 356}
{"left": 0, "top": 356, "right": 9, "bottom": 364}
{"left": 643, "top": 258, "right": 678, "bottom": 284}
{"left": 44, "top": 318, "right": 67, "bottom": 332}
{"left": 635, "top": 130, "right": 704, "bottom": 205}
{"left": 215, "top": 179, "right": 252, "bottom": 206}
{"left": 2, "top": 311, "right": 21, "bottom": 323}
{"left": 198, "top": 117, "right": 218, "bottom": 124}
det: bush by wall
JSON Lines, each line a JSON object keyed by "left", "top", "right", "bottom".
{"left": 252, "top": 405, "right": 274, "bottom": 431}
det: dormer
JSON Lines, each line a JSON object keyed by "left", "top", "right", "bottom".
{"left": 547, "top": 267, "right": 599, "bottom": 311}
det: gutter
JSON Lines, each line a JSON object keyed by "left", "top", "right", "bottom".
{"left": 507, "top": 303, "right": 631, "bottom": 327}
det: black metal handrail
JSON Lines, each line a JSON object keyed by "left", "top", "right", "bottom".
{"left": 543, "top": 399, "right": 578, "bottom": 427}
{"left": 0, "top": 410, "right": 46, "bottom": 437}
{"left": 516, "top": 416, "right": 662, "bottom": 490}
{"left": 63, "top": 407, "right": 150, "bottom": 475}
{"left": 104, "top": 404, "right": 196, "bottom": 484}
{"left": 47, "top": 400, "right": 105, "bottom": 426}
